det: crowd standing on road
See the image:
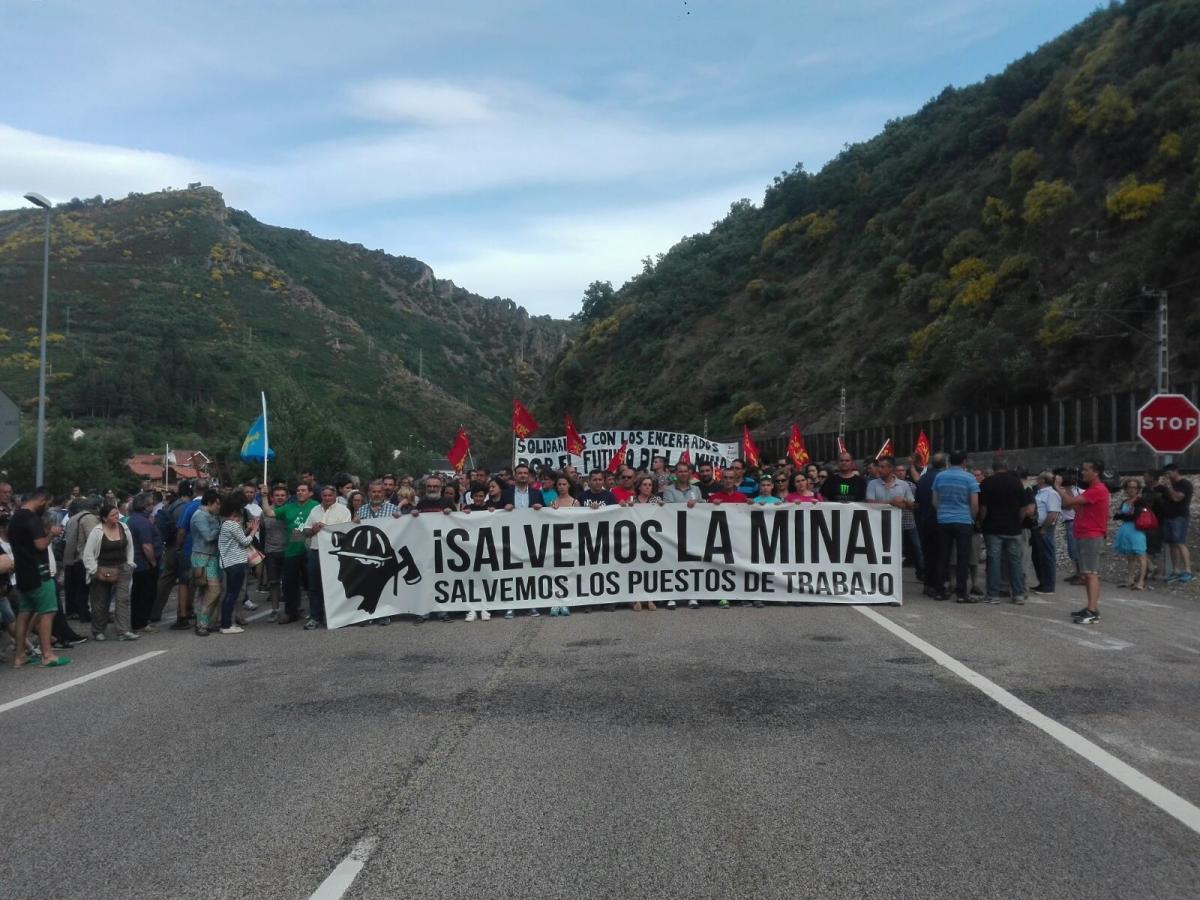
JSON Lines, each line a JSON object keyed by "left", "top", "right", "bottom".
{"left": 0, "top": 451, "right": 1195, "bottom": 668}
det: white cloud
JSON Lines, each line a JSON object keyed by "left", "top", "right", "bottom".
{"left": 429, "top": 182, "right": 770, "bottom": 316}
{"left": 347, "top": 79, "right": 495, "bottom": 126}
{"left": 0, "top": 124, "right": 226, "bottom": 210}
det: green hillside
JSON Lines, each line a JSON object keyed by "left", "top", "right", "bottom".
{"left": 0, "top": 187, "right": 572, "bottom": 487}
{"left": 543, "top": 0, "right": 1200, "bottom": 436}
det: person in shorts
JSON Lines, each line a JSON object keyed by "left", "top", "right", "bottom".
{"left": 9, "top": 487, "right": 70, "bottom": 668}
{"left": 1056, "top": 460, "right": 1109, "bottom": 625}
{"left": 1161, "top": 464, "right": 1193, "bottom": 583}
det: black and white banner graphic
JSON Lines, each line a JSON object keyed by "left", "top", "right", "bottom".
{"left": 318, "top": 504, "right": 902, "bottom": 628}
{"left": 515, "top": 429, "right": 739, "bottom": 472}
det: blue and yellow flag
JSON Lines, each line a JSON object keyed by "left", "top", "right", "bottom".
{"left": 240, "top": 414, "right": 275, "bottom": 463}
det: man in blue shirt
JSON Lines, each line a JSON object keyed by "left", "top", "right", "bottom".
{"left": 932, "top": 450, "right": 980, "bottom": 603}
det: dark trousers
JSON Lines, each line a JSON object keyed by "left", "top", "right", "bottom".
{"left": 131, "top": 568, "right": 158, "bottom": 630}
{"left": 1031, "top": 528, "right": 1056, "bottom": 592}
{"left": 903, "top": 528, "right": 924, "bottom": 576}
{"left": 282, "top": 554, "right": 304, "bottom": 618}
{"left": 154, "top": 546, "right": 177, "bottom": 620}
{"left": 64, "top": 561, "right": 90, "bottom": 621}
{"left": 305, "top": 550, "right": 325, "bottom": 624}
{"left": 919, "top": 520, "right": 941, "bottom": 591}
{"left": 221, "top": 564, "right": 247, "bottom": 630}
{"left": 938, "top": 523, "right": 974, "bottom": 598}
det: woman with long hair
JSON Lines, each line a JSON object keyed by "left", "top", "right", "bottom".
{"left": 347, "top": 490, "right": 366, "bottom": 522}
{"left": 784, "top": 472, "right": 821, "bottom": 503}
{"left": 217, "top": 493, "right": 258, "bottom": 634}
{"left": 81, "top": 503, "right": 137, "bottom": 641}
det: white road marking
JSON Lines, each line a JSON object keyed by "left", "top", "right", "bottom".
{"left": 856, "top": 606, "right": 1200, "bottom": 836}
{"left": 310, "top": 835, "right": 378, "bottom": 900}
{"left": 0, "top": 651, "right": 168, "bottom": 715}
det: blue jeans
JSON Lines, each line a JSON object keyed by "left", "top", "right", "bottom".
{"left": 1063, "top": 521, "right": 1078, "bottom": 564}
{"left": 305, "top": 549, "right": 325, "bottom": 624}
{"left": 937, "top": 523, "right": 974, "bottom": 598}
{"left": 1031, "top": 527, "right": 1056, "bottom": 592}
{"left": 984, "top": 534, "right": 1025, "bottom": 599}
{"left": 903, "top": 528, "right": 924, "bottom": 575}
{"left": 221, "top": 564, "right": 246, "bottom": 629}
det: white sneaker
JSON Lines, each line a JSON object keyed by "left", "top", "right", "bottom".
{"left": 465, "top": 611, "right": 477, "bottom": 622}
{"left": 219, "top": 625, "right": 245, "bottom": 634}
{"left": 480, "top": 610, "right": 491, "bottom": 621}
{"left": 242, "top": 599, "right": 259, "bottom": 611}
{"left": 504, "top": 610, "right": 514, "bottom": 619}
{"left": 667, "top": 600, "right": 677, "bottom": 610}
{"left": 118, "top": 631, "right": 140, "bottom": 641}
{"left": 688, "top": 599, "right": 699, "bottom": 609}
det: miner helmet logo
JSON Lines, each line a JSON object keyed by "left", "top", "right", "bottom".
{"left": 329, "top": 525, "right": 421, "bottom": 615}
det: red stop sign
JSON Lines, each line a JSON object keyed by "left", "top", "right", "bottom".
{"left": 1138, "top": 393, "right": 1200, "bottom": 454}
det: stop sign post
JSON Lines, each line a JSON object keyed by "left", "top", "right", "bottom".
{"left": 1138, "top": 393, "right": 1200, "bottom": 457}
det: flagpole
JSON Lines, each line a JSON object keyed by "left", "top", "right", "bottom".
{"left": 462, "top": 423, "right": 475, "bottom": 471}
{"left": 261, "top": 391, "right": 269, "bottom": 489}
{"left": 164, "top": 442, "right": 170, "bottom": 493}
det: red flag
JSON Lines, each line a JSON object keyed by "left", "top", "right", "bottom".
{"left": 679, "top": 448, "right": 692, "bottom": 466}
{"left": 874, "top": 437, "right": 894, "bottom": 460}
{"left": 565, "top": 415, "right": 586, "bottom": 457}
{"left": 606, "top": 440, "right": 628, "bottom": 474}
{"left": 786, "top": 424, "right": 809, "bottom": 468}
{"left": 913, "top": 430, "right": 931, "bottom": 468}
{"left": 446, "top": 427, "right": 470, "bottom": 472}
{"left": 741, "top": 424, "right": 760, "bottom": 469}
{"left": 837, "top": 436, "right": 848, "bottom": 457}
{"left": 512, "top": 400, "right": 539, "bottom": 438}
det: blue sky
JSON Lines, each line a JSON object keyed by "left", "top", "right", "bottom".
{"left": 2, "top": 0, "right": 1102, "bottom": 317}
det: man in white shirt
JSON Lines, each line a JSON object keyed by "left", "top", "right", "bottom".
{"left": 1031, "top": 471, "right": 1062, "bottom": 595}
{"left": 301, "top": 486, "right": 351, "bottom": 629}
{"left": 661, "top": 461, "right": 701, "bottom": 609}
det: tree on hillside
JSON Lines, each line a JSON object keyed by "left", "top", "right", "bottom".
{"left": 572, "top": 281, "right": 616, "bottom": 323}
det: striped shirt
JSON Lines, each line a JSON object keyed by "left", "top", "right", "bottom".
{"left": 218, "top": 519, "right": 254, "bottom": 568}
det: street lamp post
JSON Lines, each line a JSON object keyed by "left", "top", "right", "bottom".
{"left": 24, "top": 192, "right": 51, "bottom": 487}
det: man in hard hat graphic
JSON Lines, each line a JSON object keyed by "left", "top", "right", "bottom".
{"left": 328, "top": 524, "right": 421, "bottom": 618}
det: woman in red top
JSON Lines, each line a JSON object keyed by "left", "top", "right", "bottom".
{"left": 784, "top": 472, "right": 821, "bottom": 503}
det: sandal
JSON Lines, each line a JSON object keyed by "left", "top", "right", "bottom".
{"left": 40, "top": 656, "right": 71, "bottom": 668}
{"left": 631, "top": 602, "right": 642, "bottom": 611}
{"left": 646, "top": 601, "right": 657, "bottom": 610}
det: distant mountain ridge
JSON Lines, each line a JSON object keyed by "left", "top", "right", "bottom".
{"left": 542, "top": 0, "right": 1200, "bottom": 440}
{"left": 0, "top": 186, "right": 573, "bottom": 476}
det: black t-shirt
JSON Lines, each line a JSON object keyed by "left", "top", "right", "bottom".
{"left": 980, "top": 472, "right": 1028, "bottom": 535}
{"left": 820, "top": 475, "right": 866, "bottom": 503}
{"left": 695, "top": 479, "right": 717, "bottom": 499}
{"left": 9, "top": 507, "right": 49, "bottom": 592}
{"left": 579, "top": 489, "right": 617, "bottom": 506}
{"left": 416, "top": 496, "right": 451, "bottom": 512}
{"left": 1162, "top": 478, "right": 1193, "bottom": 518}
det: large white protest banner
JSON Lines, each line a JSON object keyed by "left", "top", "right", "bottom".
{"left": 515, "top": 429, "right": 740, "bottom": 472}
{"left": 318, "top": 504, "right": 901, "bottom": 628}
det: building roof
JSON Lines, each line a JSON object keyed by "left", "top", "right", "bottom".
{"left": 125, "top": 449, "right": 210, "bottom": 482}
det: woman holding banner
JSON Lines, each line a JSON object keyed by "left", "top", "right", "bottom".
{"left": 629, "top": 476, "right": 660, "bottom": 611}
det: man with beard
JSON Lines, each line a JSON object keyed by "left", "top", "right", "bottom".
{"left": 10, "top": 487, "right": 69, "bottom": 668}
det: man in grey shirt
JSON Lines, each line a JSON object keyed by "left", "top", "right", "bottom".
{"left": 661, "top": 460, "right": 702, "bottom": 610}
{"left": 867, "top": 455, "right": 920, "bottom": 577}
{"left": 259, "top": 484, "right": 289, "bottom": 621}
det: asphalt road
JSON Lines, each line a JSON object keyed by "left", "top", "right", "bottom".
{"left": 2, "top": 570, "right": 1198, "bottom": 900}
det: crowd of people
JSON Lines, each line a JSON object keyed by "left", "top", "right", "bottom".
{"left": 0, "top": 450, "right": 1193, "bottom": 668}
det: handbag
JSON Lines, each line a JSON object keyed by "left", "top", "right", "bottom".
{"left": 96, "top": 566, "right": 120, "bottom": 584}
{"left": 1134, "top": 508, "right": 1158, "bottom": 532}
{"left": 247, "top": 547, "right": 265, "bottom": 568}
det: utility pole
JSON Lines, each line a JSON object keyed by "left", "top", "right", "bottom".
{"left": 418, "top": 348, "right": 424, "bottom": 381}
{"left": 838, "top": 386, "right": 846, "bottom": 440}
{"left": 1148, "top": 289, "right": 1172, "bottom": 465}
